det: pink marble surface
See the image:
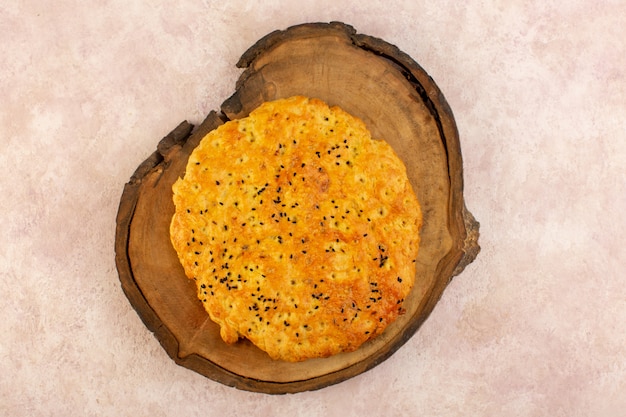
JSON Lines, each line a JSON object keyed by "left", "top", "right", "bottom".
{"left": 2, "top": 1, "right": 625, "bottom": 415}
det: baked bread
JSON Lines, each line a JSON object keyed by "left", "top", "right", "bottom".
{"left": 170, "top": 96, "right": 422, "bottom": 361}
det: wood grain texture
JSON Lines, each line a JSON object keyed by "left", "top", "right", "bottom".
{"left": 115, "top": 21, "right": 479, "bottom": 394}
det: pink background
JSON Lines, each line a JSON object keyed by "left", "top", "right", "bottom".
{"left": 2, "top": 1, "right": 625, "bottom": 415}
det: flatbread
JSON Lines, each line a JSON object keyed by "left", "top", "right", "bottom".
{"left": 170, "top": 96, "right": 422, "bottom": 361}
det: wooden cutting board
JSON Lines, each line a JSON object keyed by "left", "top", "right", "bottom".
{"left": 115, "top": 22, "right": 479, "bottom": 394}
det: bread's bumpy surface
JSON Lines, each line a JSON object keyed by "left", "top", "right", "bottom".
{"left": 170, "top": 96, "right": 422, "bottom": 361}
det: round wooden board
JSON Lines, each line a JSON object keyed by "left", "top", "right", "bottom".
{"left": 115, "top": 22, "right": 479, "bottom": 394}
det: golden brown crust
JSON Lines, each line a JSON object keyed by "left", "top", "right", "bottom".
{"left": 170, "top": 96, "right": 422, "bottom": 361}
